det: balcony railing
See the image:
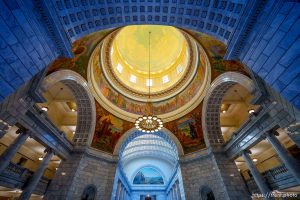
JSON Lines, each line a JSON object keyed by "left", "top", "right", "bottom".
{"left": 0, "top": 162, "right": 50, "bottom": 195}
{"left": 246, "top": 165, "right": 298, "bottom": 193}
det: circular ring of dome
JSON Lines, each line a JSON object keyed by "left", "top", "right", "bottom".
{"left": 87, "top": 26, "right": 211, "bottom": 122}
{"left": 100, "top": 27, "right": 198, "bottom": 102}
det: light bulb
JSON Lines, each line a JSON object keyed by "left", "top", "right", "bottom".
{"left": 41, "top": 106, "right": 48, "bottom": 112}
{"left": 248, "top": 109, "right": 255, "bottom": 114}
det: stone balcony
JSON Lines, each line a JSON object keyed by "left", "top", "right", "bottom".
{"left": 246, "top": 165, "right": 299, "bottom": 193}
{"left": 0, "top": 162, "right": 50, "bottom": 195}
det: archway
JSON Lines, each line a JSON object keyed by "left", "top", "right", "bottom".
{"left": 43, "top": 70, "right": 96, "bottom": 146}
{"left": 113, "top": 127, "right": 184, "bottom": 156}
{"left": 202, "top": 72, "right": 255, "bottom": 150}
{"left": 113, "top": 128, "right": 185, "bottom": 199}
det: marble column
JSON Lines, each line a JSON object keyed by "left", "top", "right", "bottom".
{"left": 175, "top": 185, "right": 179, "bottom": 200}
{"left": 176, "top": 181, "right": 181, "bottom": 200}
{"left": 172, "top": 186, "right": 176, "bottom": 200}
{"left": 0, "top": 129, "right": 29, "bottom": 174}
{"left": 0, "top": 120, "right": 10, "bottom": 138}
{"left": 119, "top": 186, "right": 124, "bottom": 200}
{"left": 266, "top": 131, "right": 300, "bottom": 183}
{"left": 19, "top": 148, "right": 54, "bottom": 200}
{"left": 117, "top": 183, "right": 122, "bottom": 200}
{"left": 242, "top": 151, "right": 274, "bottom": 200}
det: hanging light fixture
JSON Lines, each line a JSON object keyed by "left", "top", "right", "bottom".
{"left": 135, "top": 32, "right": 163, "bottom": 133}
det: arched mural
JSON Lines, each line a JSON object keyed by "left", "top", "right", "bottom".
{"left": 133, "top": 167, "right": 164, "bottom": 185}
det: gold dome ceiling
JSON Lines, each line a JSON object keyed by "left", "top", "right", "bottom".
{"left": 110, "top": 25, "right": 190, "bottom": 94}
{"left": 114, "top": 25, "right": 185, "bottom": 73}
{"left": 88, "top": 25, "right": 211, "bottom": 122}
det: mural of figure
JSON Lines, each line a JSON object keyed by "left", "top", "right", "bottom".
{"left": 189, "top": 122, "right": 197, "bottom": 139}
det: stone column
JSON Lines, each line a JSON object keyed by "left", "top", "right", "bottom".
{"left": 266, "top": 131, "right": 300, "bottom": 183}
{"left": 0, "top": 129, "right": 29, "bottom": 174}
{"left": 19, "top": 148, "right": 54, "bottom": 200}
{"left": 242, "top": 151, "right": 274, "bottom": 200}
{"left": 176, "top": 181, "right": 181, "bottom": 200}
{"left": 175, "top": 185, "right": 179, "bottom": 200}
{"left": 172, "top": 187, "right": 176, "bottom": 200}
{"left": 115, "top": 181, "right": 120, "bottom": 200}
{"left": 119, "top": 186, "right": 124, "bottom": 200}
{"left": 0, "top": 120, "right": 11, "bottom": 138}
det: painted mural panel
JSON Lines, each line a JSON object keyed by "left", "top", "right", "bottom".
{"left": 188, "top": 30, "right": 249, "bottom": 79}
{"left": 133, "top": 167, "right": 164, "bottom": 185}
{"left": 165, "top": 103, "right": 205, "bottom": 153}
{"left": 92, "top": 102, "right": 133, "bottom": 153}
{"left": 48, "top": 30, "right": 111, "bottom": 77}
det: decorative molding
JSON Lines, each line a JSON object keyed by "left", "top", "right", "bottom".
{"left": 202, "top": 72, "right": 255, "bottom": 151}
{"left": 35, "top": 0, "right": 73, "bottom": 58}
{"left": 43, "top": 70, "right": 96, "bottom": 147}
{"left": 225, "top": 0, "right": 267, "bottom": 60}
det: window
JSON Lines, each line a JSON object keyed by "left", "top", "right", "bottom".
{"left": 200, "top": 186, "right": 215, "bottom": 200}
{"left": 177, "top": 65, "right": 183, "bottom": 74}
{"left": 81, "top": 185, "right": 97, "bottom": 200}
{"left": 146, "top": 79, "right": 153, "bottom": 86}
{"left": 117, "top": 63, "right": 123, "bottom": 73}
{"left": 162, "top": 75, "right": 169, "bottom": 83}
{"left": 130, "top": 75, "right": 136, "bottom": 83}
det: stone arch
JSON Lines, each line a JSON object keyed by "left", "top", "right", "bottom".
{"left": 47, "top": 1, "right": 246, "bottom": 46}
{"left": 43, "top": 70, "right": 96, "bottom": 146}
{"left": 202, "top": 72, "right": 255, "bottom": 150}
{"left": 113, "top": 127, "right": 184, "bottom": 156}
{"left": 81, "top": 184, "right": 97, "bottom": 200}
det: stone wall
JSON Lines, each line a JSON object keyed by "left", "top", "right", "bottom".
{"left": 180, "top": 151, "right": 250, "bottom": 200}
{"left": 45, "top": 150, "right": 117, "bottom": 200}
{"left": 238, "top": 1, "right": 300, "bottom": 109}
{"left": 0, "top": 0, "right": 62, "bottom": 100}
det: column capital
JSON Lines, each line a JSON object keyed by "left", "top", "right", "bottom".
{"left": 15, "top": 127, "right": 32, "bottom": 136}
{"left": 264, "top": 129, "right": 280, "bottom": 138}
{"left": 242, "top": 149, "right": 252, "bottom": 155}
{"left": 44, "top": 148, "right": 54, "bottom": 155}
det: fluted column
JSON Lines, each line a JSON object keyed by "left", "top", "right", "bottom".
{"left": 172, "top": 187, "right": 176, "bottom": 200}
{"left": 120, "top": 186, "right": 124, "bottom": 200}
{"left": 266, "top": 131, "right": 300, "bottom": 183}
{"left": 176, "top": 182, "right": 181, "bottom": 200}
{"left": 242, "top": 151, "right": 274, "bottom": 200}
{"left": 0, "top": 129, "right": 29, "bottom": 174}
{"left": 175, "top": 185, "right": 179, "bottom": 200}
{"left": 19, "top": 148, "right": 54, "bottom": 200}
{"left": 117, "top": 182, "right": 122, "bottom": 200}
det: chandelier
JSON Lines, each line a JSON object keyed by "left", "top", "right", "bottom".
{"left": 135, "top": 31, "right": 163, "bottom": 133}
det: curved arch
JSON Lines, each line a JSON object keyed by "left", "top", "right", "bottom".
{"left": 43, "top": 70, "right": 96, "bottom": 146}
{"left": 202, "top": 72, "right": 255, "bottom": 150}
{"left": 51, "top": 1, "right": 246, "bottom": 46}
{"left": 113, "top": 127, "right": 184, "bottom": 156}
